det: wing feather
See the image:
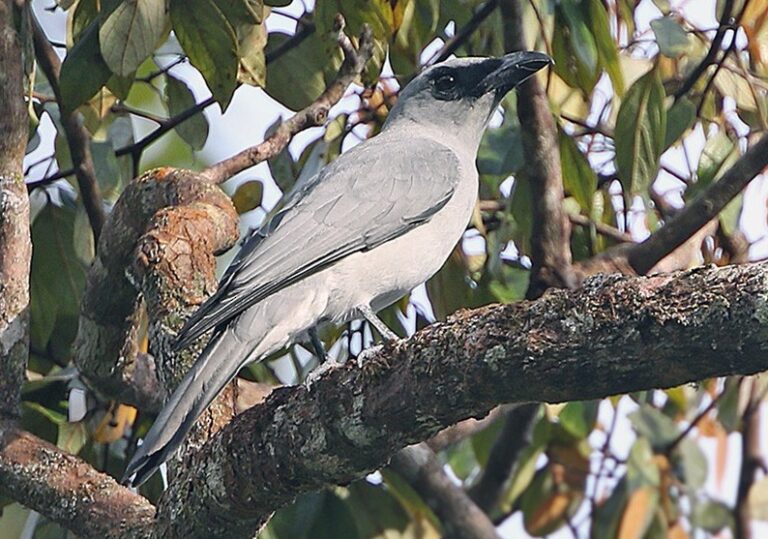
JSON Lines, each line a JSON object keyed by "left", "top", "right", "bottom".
{"left": 175, "top": 137, "right": 460, "bottom": 349}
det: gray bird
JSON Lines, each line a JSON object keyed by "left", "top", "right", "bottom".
{"left": 122, "top": 51, "right": 552, "bottom": 487}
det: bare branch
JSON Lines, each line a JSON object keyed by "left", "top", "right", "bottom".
{"left": 499, "top": 0, "right": 574, "bottom": 298}
{"left": 200, "top": 20, "right": 375, "bottom": 185}
{"left": 673, "top": 0, "right": 735, "bottom": 99}
{"left": 428, "top": 0, "right": 499, "bottom": 65}
{"left": 390, "top": 443, "right": 501, "bottom": 539}
{"left": 154, "top": 262, "right": 768, "bottom": 538}
{"left": 0, "top": 420, "right": 155, "bottom": 538}
{"left": 735, "top": 379, "right": 764, "bottom": 539}
{"left": 624, "top": 133, "right": 768, "bottom": 275}
{"left": 468, "top": 403, "right": 539, "bottom": 513}
{"left": 30, "top": 12, "right": 105, "bottom": 240}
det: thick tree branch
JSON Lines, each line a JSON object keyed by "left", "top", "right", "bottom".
{"left": 0, "top": 0, "right": 31, "bottom": 418}
{"left": 31, "top": 12, "right": 105, "bottom": 240}
{"left": 500, "top": 0, "right": 573, "bottom": 299}
{"left": 73, "top": 168, "right": 239, "bottom": 412}
{"left": 153, "top": 262, "right": 768, "bottom": 538}
{"left": 390, "top": 443, "right": 501, "bottom": 539}
{"left": 0, "top": 420, "right": 155, "bottom": 538}
{"left": 200, "top": 19, "right": 375, "bottom": 185}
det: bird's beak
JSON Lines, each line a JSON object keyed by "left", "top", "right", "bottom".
{"left": 475, "top": 51, "right": 553, "bottom": 96}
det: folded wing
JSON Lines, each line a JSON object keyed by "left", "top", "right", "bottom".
{"left": 175, "top": 137, "right": 461, "bottom": 349}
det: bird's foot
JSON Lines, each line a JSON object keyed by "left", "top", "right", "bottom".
{"left": 304, "top": 357, "right": 343, "bottom": 389}
{"left": 356, "top": 344, "right": 383, "bottom": 369}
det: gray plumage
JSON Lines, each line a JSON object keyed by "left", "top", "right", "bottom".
{"left": 123, "top": 51, "right": 552, "bottom": 487}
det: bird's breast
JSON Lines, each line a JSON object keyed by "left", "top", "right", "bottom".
{"left": 325, "top": 162, "right": 479, "bottom": 319}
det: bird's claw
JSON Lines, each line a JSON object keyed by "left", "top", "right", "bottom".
{"left": 356, "top": 344, "right": 383, "bottom": 369}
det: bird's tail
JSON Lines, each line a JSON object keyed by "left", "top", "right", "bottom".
{"left": 121, "top": 327, "right": 252, "bottom": 487}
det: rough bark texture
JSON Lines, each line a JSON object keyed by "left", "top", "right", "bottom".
{"left": 0, "top": 0, "right": 31, "bottom": 418}
{"left": 390, "top": 443, "right": 501, "bottom": 539}
{"left": 153, "top": 262, "right": 768, "bottom": 538}
{"left": 74, "top": 168, "right": 239, "bottom": 415}
{"left": 500, "top": 0, "right": 573, "bottom": 299}
{"left": 0, "top": 420, "right": 155, "bottom": 538}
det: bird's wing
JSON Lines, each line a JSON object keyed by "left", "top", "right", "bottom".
{"left": 174, "top": 137, "right": 461, "bottom": 349}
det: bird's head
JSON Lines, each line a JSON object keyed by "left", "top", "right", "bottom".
{"left": 384, "top": 51, "right": 552, "bottom": 149}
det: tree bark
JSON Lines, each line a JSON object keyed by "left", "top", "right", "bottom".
{"left": 152, "top": 262, "right": 768, "bottom": 538}
{"left": 0, "top": 0, "right": 31, "bottom": 418}
{"left": 0, "top": 420, "right": 155, "bottom": 538}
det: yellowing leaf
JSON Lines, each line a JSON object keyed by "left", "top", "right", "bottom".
{"left": 93, "top": 403, "right": 137, "bottom": 443}
{"left": 617, "top": 486, "right": 659, "bottom": 539}
{"left": 526, "top": 492, "right": 572, "bottom": 536}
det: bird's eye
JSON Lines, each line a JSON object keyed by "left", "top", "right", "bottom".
{"left": 433, "top": 74, "right": 456, "bottom": 92}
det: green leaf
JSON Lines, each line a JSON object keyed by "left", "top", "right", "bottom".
{"left": 588, "top": 0, "right": 624, "bottom": 95}
{"left": 558, "top": 401, "right": 599, "bottom": 439}
{"left": 651, "top": 16, "right": 691, "bottom": 57}
{"left": 29, "top": 204, "right": 88, "bottom": 362}
{"left": 264, "top": 0, "right": 291, "bottom": 5}
{"left": 68, "top": 0, "right": 99, "bottom": 45}
{"left": 590, "top": 477, "right": 628, "bottom": 539}
{"left": 59, "top": 20, "right": 112, "bottom": 113}
{"left": 477, "top": 116, "right": 523, "bottom": 177}
{"left": 672, "top": 437, "right": 708, "bottom": 489}
{"left": 614, "top": 67, "right": 667, "bottom": 195}
{"left": 170, "top": 0, "right": 239, "bottom": 109}
{"left": 315, "top": 0, "right": 395, "bottom": 41}
{"left": 446, "top": 438, "right": 478, "bottom": 480}
{"left": 559, "top": 127, "right": 597, "bottom": 213}
{"left": 99, "top": 0, "right": 168, "bottom": 76}
{"left": 690, "top": 131, "right": 737, "bottom": 198}
{"left": 237, "top": 22, "right": 267, "bottom": 86}
{"left": 231, "top": 180, "right": 264, "bottom": 214}
{"left": 264, "top": 30, "right": 343, "bottom": 110}
{"left": 344, "top": 481, "right": 410, "bottom": 537}
{"left": 663, "top": 96, "right": 696, "bottom": 149}
{"left": 165, "top": 74, "right": 210, "bottom": 150}
{"left": 57, "top": 421, "right": 88, "bottom": 455}
{"left": 628, "top": 405, "right": 679, "bottom": 451}
{"left": 262, "top": 488, "right": 363, "bottom": 539}
{"left": 552, "top": 1, "right": 600, "bottom": 93}
{"left": 218, "top": 0, "right": 264, "bottom": 26}
{"left": 500, "top": 445, "right": 544, "bottom": 511}
{"left": 717, "top": 378, "right": 742, "bottom": 432}
{"left": 626, "top": 437, "right": 661, "bottom": 490}
{"left": 690, "top": 500, "right": 734, "bottom": 533}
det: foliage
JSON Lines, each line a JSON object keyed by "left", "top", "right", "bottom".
{"left": 6, "top": 0, "right": 768, "bottom": 537}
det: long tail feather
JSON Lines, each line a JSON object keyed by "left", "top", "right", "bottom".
{"left": 122, "top": 328, "right": 251, "bottom": 487}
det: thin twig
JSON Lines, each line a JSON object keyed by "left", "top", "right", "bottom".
{"left": 31, "top": 12, "right": 105, "bottom": 239}
{"left": 26, "top": 167, "right": 75, "bottom": 191}
{"left": 390, "top": 444, "right": 501, "bottom": 539}
{"left": 674, "top": 0, "right": 735, "bottom": 99}
{"left": 200, "top": 17, "right": 375, "bottom": 185}
{"left": 428, "top": 0, "right": 499, "bottom": 65}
